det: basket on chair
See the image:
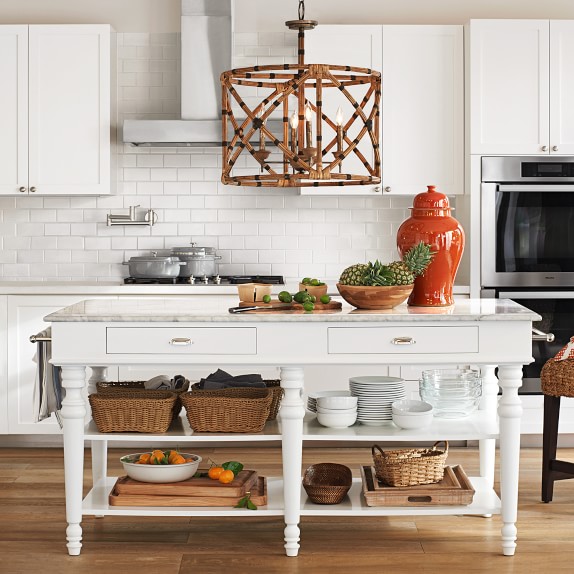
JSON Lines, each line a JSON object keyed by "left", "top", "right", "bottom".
{"left": 302, "top": 463, "right": 352, "bottom": 504}
{"left": 372, "top": 441, "right": 449, "bottom": 487}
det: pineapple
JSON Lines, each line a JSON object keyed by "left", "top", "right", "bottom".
{"left": 387, "top": 241, "right": 434, "bottom": 285}
{"left": 339, "top": 263, "right": 368, "bottom": 285}
{"left": 362, "top": 260, "right": 396, "bottom": 286}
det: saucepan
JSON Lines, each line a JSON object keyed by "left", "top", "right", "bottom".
{"left": 123, "top": 253, "right": 186, "bottom": 279}
{"left": 171, "top": 244, "right": 221, "bottom": 277}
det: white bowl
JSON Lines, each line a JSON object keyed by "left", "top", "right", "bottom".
{"left": 316, "top": 395, "right": 358, "bottom": 410}
{"left": 316, "top": 411, "right": 357, "bottom": 429}
{"left": 392, "top": 410, "right": 433, "bottom": 430}
{"left": 120, "top": 452, "right": 202, "bottom": 483}
{"left": 316, "top": 405, "right": 357, "bottom": 415}
{"left": 391, "top": 399, "right": 433, "bottom": 416}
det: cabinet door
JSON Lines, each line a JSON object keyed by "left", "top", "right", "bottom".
{"left": 382, "top": 25, "right": 464, "bottom": 196}
{"left": 0, "top": 26, "right": 28, "bottom": 195}
{"left": 549, "top": 21, "right": 574, "bottom": 155}
{"left": 28, "top": 25, "right": 112, "bottom": 195}
{"left": 469, "top": 19, "right": 549, "bottom": 155}
{"left": 301, "top": 25, "right": 383, "bottom": 196}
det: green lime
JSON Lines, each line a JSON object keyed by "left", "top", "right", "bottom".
{"left": 294, "top": 290, "right": 311, "bottom": 303}
{"left": 301, "top": 277, "right": 312, "bottom": 285}
{"left": 262, "top": 294, "right": 271, "bottom": 303}
{"left": 310, "top": 278, "right": 320, "bottom": 286}
{"left": 278, "top": 291, "right": 293, "bottom": 303}
{"left": 320, "top": 294, "right": 331, "bottom": 304}
{"left": 309, "top": 295, "right": 316, "bottom": 303}
{"left": 302, "top": 301, "right": 314, "bottom": 312}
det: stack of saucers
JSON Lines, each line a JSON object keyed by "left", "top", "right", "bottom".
{"left": 349, "top": 376, "right": 406, "bottom": 426}
{"left": 307, "top": 390, "right": 353, "bottom": 413}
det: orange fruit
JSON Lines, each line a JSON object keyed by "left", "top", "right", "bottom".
{"left": 218, "top": 469, "right": 235, "bottom": 484}
{"left": 171, "top": 454, "right": 186, "bottom": 465}
{"left": 150, "top": 449, "right": 166, "bottom": 464}
{"left": 137, "top": 453, "right": 151, "bottom": 464}
{"left": 208, "top": 466, "right": 224, "bottom": 480}
{"left": 168, "top": 450, "right": 180, "bottom": 464}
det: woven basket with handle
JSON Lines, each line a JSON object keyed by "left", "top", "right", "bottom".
{"left": 541, "top": 359, "right": 574, "bottom": 398}
{"left": 372, "top": 441, "right": 449, "bottom": 487}
{"left": 302, "top": 463, "right": 352, "bottom": 504}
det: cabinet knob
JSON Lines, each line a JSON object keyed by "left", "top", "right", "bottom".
{"left": 373, "top": 186, "right": 381, "bottom": 193}
{"left": 30, "top": 186, "right": 37, "bottom": 193}
{"left": 384, "top": 186, "right": 391, "bottom": 193}
{"left": 18, "top": 186, "right": 27, "bottom": 193}
{"left": 541, "top": 145, "right": 548, "bottom": 152}
{"left": 552, "top": 145, "right": 559, "bottom": 152}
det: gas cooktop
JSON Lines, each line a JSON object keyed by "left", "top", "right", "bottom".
{"left": 123, "top": 275, "right": 285, "bottom": 286}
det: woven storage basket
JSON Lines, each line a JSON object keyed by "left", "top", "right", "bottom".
{"left": 89, "top": 390, "right": 177, "bottom": 433}
{"left": 372, "top": 441, "right": 449, "bottom": 487}
{"left": 302, "top": 463, "right": 352, "bottom": 504}
{"left": 190, "top": 380, "right": 284, "bottom": 421}
{"left": 96, "top": 380, "right": 190, "bottom": 419}
{"left": 180, "top": 387, "right": 273, "bottom": 433}
{"left": 541, "top": 359, "right": 574, "bottom": 398}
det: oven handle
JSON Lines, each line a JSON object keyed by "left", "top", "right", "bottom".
{"left": 532, "top": 327, "right": 555, "bottom": 343}
{"left": 498, "top": 184, "right": 574, "bottom": 192}
{"left": 501, "top": 291, "right": 574, "bottom": 300}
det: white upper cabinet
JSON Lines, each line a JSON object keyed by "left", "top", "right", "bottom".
{"left": 0, "top": 25, "right": 115, "bottom": 195}
{"left": 382, "top": 25, "right": 464, "bottom": 196}
{"left": 468, "top": 19, "right": 574, "bottom": 155}
{"left": 303, "top": 25, "right": 463, "bottom": 195}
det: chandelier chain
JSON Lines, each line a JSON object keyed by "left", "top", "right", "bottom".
{"left": 298, "top": 0, "right": 305, "bottom": 20}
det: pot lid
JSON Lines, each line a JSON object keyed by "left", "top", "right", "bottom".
{"left": 128, "top": 255, "right": 182, "bottom": 263}
{"left": 412, "top": 185, "right": 451, "bottom": 209}
{"left": 171, "top": 242, "right": 216, "bottom": 256}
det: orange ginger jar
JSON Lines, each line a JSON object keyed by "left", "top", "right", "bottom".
{"left": 397, "top": 185, "right": 464, "bottom": 307}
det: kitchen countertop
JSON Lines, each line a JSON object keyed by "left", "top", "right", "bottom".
{"left": 45, "top": 297, "right": 539, "bottom": 323}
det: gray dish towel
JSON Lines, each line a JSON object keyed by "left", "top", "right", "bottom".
{"left": 197, "top": 368, "right": 266, "bottom": 390}
{"left": 33, "top": 328, "right": 63, "bottom": 428}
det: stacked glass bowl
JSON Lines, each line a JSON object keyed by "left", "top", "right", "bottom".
{"left": 419, "top": 369, "right": 482, "bottom": 418}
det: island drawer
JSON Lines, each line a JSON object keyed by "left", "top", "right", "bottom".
{"left": 327, "top": 326, "right": 479, "bottom": 355}
{"left": 106, "top": 327, "right": 257, "bottom": 355}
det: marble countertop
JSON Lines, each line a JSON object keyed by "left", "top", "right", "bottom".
{"left": 45, "top": 297, "right": 541, "bottom": 323}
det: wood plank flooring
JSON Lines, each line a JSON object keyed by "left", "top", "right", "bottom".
{"left": 1, "top": 446, "right": 574, "bottom": 573}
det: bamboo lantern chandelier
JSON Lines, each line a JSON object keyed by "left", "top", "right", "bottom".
{"left": 221, "top": 0, "right": 381, "bottom": 187}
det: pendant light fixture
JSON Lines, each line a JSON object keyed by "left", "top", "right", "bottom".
{"left": 221, "top": 0, "right": 381, "bottom": 187}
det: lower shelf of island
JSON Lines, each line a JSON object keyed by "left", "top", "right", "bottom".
{"left": 83, "top": 477, "right": 501, "bottom": 518}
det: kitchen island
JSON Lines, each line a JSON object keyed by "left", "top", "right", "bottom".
{"left": 45, "top": 298, "right": 539, "bottom": 558}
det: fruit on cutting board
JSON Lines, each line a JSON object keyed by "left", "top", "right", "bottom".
{"left": 339, "top": 242, "right": 434, "bottom": 286}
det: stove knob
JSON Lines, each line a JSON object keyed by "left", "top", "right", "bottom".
{"left": 189, "top": 275, "right": 195, "bottom": 285}
{"left": 214, "top": 275, "right": 221, "bottom": 285}
{"left": 202, "top": 276, "right": 209, "bottom": 284}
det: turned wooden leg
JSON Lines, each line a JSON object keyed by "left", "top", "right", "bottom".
{"left": 279, "top": 366, "right": 305, "bottom": 557}
{"left": 542, "top": 395, "right": 560, "bottom": 503}
{"left": 497, "top": 364, "right": 524, "bottom": 557}
{"left": 60, "top": 365, "right": 87, "bottom": 556}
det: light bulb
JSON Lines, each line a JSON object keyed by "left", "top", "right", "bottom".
{"left": 290, "top": 112, "right": 299, "bottom": 130}
{"left": 336, "top": 106, "right": 344, "bottom": 126}
{"left": 305, "top": 103, "right": 313, "bottom": 122}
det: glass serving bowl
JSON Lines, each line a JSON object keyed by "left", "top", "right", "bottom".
{"left": 419, "top": 369, "right": 482, "bottom": 418}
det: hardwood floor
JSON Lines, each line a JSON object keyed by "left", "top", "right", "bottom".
{"left": 1, "top": 446, "right": 574, "bottom": 573}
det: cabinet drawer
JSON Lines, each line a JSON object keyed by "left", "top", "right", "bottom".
{"left": 327, "top": 326, "right": 478, "bottom": 355}
{"left": 106, "top": 327, "right": 257, "bottom": 355}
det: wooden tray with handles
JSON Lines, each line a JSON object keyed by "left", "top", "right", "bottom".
{"left": 109, "top": 475, "right": 267, "bottom": 507}
{"left": 360, "top": 465, "right": 475, "bottom": 506}
{"left": 237, "top": 299, "right": 342, "bottom": 312}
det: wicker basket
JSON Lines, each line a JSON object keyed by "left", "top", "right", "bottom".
{"left": 180, "top": 387, "right": 273, "bottom": 433}
{"left": 302, "top": 463, "right": 352, "bottom": 504}
{"left": 190, "top": 380, "right": 284, "bottom": 421}
{"left": 372, "top": 441, "right": 449, "bottom": 487}
{"left": 96, "top": 380, "right": 189, "bottom": 420}
{"left": 541, "top": 359, "right": 574, "bottom": 398}
{"left": 89, "top": 390, "right": 177, "bottom": 433}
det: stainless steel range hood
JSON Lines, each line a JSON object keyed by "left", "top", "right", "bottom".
{"left": 123, "top": 0, "right": 231, "bottom": 147}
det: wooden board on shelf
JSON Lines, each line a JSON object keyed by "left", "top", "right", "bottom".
{"left": 238, "top": 299, "right": 342, "bottom": 313}
{"left": 360, "top": 465, "right": 475, "bottom": 507}
{"left": 109, "top": 476, "right": 267, "bottom": 507}
{"left": 114, "top": 469, "right": 258, "bottom": 498}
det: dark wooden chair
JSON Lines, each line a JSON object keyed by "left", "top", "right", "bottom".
{"left": 541, "top": 358, "right": 574, "bottom": 502}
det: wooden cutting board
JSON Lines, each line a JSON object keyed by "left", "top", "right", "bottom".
{"left": 114, "top": 469, "right": 258, "bottom": 498}
{"left": 238, "top": 299, "right": 342, "bottom": 312}
{"left": 109, "top": 476, "right": 267, "bottom": 507}
{"left": 361, "top": 465, "right": 475, "bottom": 506}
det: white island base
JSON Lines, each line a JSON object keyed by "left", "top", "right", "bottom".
{"left": 46, "top": 298, "right": 538, "bottom": 558}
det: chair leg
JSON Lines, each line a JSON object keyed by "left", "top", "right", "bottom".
{"left": 542, "top": 395, "right": 561, "bottom": 503}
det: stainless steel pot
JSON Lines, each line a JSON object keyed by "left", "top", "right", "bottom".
{"left": 171, "top": 244, "right": 221, "bottom": 277}
{"left": 123, "top": 253, "right": 186, "bottom": 279}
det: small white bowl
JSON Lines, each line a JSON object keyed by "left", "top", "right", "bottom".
{"left": 120, "top": 453, "right": 202, "bottom": 483}
{"left": 392, "top": 410, "right": 433, "bottom": 430}
{"left": 316, "top": 405, "right": 357, "bottom": 415}
{"left": 316, "top": 395, "right": 358, "bottom": 410}
{"left": 316, "top": 411, "right": 357, "bottom": 429}
{"left": 391, "top": 399, "right": 433, "bottom": 416}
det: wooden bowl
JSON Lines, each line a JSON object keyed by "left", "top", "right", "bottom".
{"left": 336, "top": 283, "right": 413, "bottom": 310}
{"left": 298, "top": 283, "right": 328, "bottom": 299}
{"left": 237, "top": 283, "right": 273, "bottom": 302}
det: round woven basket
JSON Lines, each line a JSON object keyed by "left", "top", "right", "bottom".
{"left": 302, "top": 463, "right": 352, "bottom": 504}
{"left": 541, "top": 359, "right": 574, "bottom": 398}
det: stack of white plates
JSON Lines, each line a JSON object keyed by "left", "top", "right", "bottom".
{"left": 307, "top": 390, "right": 352, "bottom": 413}
{"left": 349, "top": 376, "right": 406, "bottom": 426}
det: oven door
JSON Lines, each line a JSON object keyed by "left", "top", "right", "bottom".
{"left": 482, "top": 183, "right": 574, "bottom": 287}
{"left": 497, "top": 290, "right": 574, "bottom": 393}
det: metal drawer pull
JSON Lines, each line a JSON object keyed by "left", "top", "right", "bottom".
{"left": 169, "top": 338, "right": 192, "bottom": 346}
{"left": 532, "top": 328, "right": 555, "bottom": 343}
{"left": 392, "top": 337, "right": 415, "bottom": 345}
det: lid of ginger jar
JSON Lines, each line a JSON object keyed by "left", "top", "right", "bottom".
{"left": 411, "top": 185, "right": 451, "bottom": 210}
